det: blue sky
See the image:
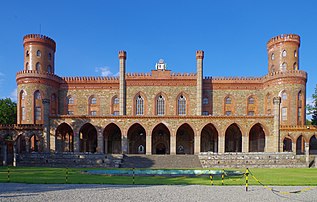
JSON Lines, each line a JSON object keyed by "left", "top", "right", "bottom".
{"left": 0, "top": 0, "right": 316, "bottom": 116}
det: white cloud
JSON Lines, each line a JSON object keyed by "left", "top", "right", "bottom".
{"left": 95, "top": 66, "right": 115, "bottom": 77}
{"left": 9, "top": 88, "right": 17, "bottom": 102}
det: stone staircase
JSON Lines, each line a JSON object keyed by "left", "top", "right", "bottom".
{"left": 121, "top": 154, "right": 202, "bottom": 169}
{"left": 16, "top": 153, "right": 123, "bottom": 168}
{"left": 199, "top": 152, "right": 308, "bottom": 168}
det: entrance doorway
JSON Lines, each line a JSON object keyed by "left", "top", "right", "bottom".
{"left": 156, "top": 143, "right": 167, "bottom": 154}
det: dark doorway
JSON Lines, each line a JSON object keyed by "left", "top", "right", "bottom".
{"left": 283, "top": 137, "right": 292, "bottom": 152}
{"left": 127, "top": 123, "right": 146, "bottom": 154}
{"left": 152, "top": 123, "right": 170, "bottom": 154}
{"left": 104, "top": 123, "right": 122, "bottom": 154}
{"left": 309, "top": 136, "right": 317, "bottom": 154}
{"left": 55, "top": 123, "right": 74, "bottom": 152}
{"left": 156, "top": 143, "right": 167, "bottom": 154}
{"left": 249, "top": 123, "right": 265, "bottom": 152}
{"left": 225, "top": 124, "right": 242, "bottom": 152}
{"left": 79, "top": 123, "right": 97, "bottom": 153}
{"left": 176, "top": 123, "right": 194, "bottom": 154}
{"left": 201, "top": 123, "right": 218, "bottom": 153}
{"left": 296, "top": 135, "right": 305, "bottom": 155}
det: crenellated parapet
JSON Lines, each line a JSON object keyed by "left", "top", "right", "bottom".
{"left": 16, "top": 70, "right": 62, "bottom": 86}
{"left": 62, "top": 76, "right": 119, "bottom": 82}
{"left": 267, "top": 34, "right": 300, "bottom": 49}
{"left": 23, "top": 34, "right": 56, "bottom": 51}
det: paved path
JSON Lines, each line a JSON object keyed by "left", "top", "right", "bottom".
{"left": 0, "top": 183, "right": 316, "bottom": 202}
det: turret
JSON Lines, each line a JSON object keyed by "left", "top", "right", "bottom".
{"left": 267, "top": 34, "right": 300, "bottom": 73}
{"left": 23, "top": 34, "right": 56, "bottom": 74}
{"left": 119, "top": 50, "right": 127, "bottom": 115}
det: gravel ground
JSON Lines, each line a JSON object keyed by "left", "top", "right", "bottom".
{"left": 0, "top": 183, "right": 316, "bottom": 202}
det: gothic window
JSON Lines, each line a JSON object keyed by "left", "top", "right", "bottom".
{"left": 298, "top": 91, "right": 303, "bottom": 125}
{"left": 271, "top": 53, "right": 275, "bottom": 60}
{"left": 37, "top": 50, "right": 41, "bottom": 57}
{"left": 294, "top": 50, "right": 297, "bottom": 57}
{"left": 136, "top": 95, "right": 144, "bottom": 115}
{"left": 20, "top": 90, "right": 26, "bottom": 121}
{"left": 36, "top": 62, "right": 41, "bottom": 71}
{"left": 138, "top": 145, "right": 144, "bottom": 153}
{"left": 281, "top": 91, "right": 287, "bottom": 101}
{"left": 34, "top": 90, "right": 42, "bottom": 122}
{"left": 156, "top": 95, "right": 165, "bottom": 115}
{"left": 21, "top": 107, "right": 26, "bottom": 121}
{"left": 34, "top": 91, "right": 41, "bottom": 100}
{"left": 26, "top": 50, "right": 29, "bottom": 57}
{"left": 114, "top": 97, "right": 119, "bottom": 104}
{"left": 271, "top": 65, "right": 275, "bottom": 72}
{"left": 282, "top": 50, "right": 287, "bottom": 57}
{"left": 112, "top": 96, "right": 119, "bottom": 115}
{"left": 178, "top": 95, "right": 186, "bottom": 115}
{"left": 203, "top": 97, "right": 208, "bottom": 105}
{"left": 25, "top": 62, "right": 30, "bottom": 70}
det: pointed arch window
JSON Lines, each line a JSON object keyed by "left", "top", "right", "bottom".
{"left": 281, "top": 62, "right": 287, "bottom": 71}
{"left": 281, "top": 91, "right": 287, "bottom": 101}
{"left": 294, "top": 50, "right": 297, "bottom": 57}
{"left": 156, "top": 95, "right": 165, "bottom": 115}
{"left": 36, "top": 50, "right": 41, "bottom": 57}
{"left": 293, "top": 62, "right": 298, "bottom": 70}
{"left": 136, "top": 95, "right": 144, "bottom": 115}
{"left": 225, "top": 97, "right": 232, "bottom": 104}
{"left": 298, "top": 91, "right": 303, "bottom": 125}
{"left": 178, "top": 95, "right": 186, "bottom": 115}
{"left": 34, "top": 90, "right": 42, "bottom": 121}
{"left": 282, "top": 50, "right": 287, "bottom": 57}
{"left": 271, "top": 53, "right": 275, "bottom": 60}
{"left": 36, "top": 62, "right": 41, "bottom": 71}
{"left": 20, "top": 90, "right": 26, "bottom": 121}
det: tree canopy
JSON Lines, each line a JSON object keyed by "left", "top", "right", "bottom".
{"left": 307, "top": 85, "right": 317, "bottom": 125}
{"left": 0, "top": 98, "right": 17, "bottom": 124}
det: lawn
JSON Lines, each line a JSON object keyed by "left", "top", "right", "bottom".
{"left": 0, "top": 167, "right": 316, "bottom": 186}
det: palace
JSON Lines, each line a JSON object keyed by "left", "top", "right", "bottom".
{"left": 0, "top": 33, "right": 317, "bottom": 167}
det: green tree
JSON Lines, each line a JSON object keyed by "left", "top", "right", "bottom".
{"left": 0, "top": 98, "right": 17, "bottom": 124}
{"left": 307, "top": 85, "right": 317, "bottom": 125}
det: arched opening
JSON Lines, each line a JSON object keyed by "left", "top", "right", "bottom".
{"left": 29, "top": 134, "right": 39, "bottom": 152}
{"left": 127, "top": 123, "right": 146, "bottom": 154}
{"left": 79, "top": 123, "right": 97, "bottom": 153}
{"left": 176, "top": 123, "right": 194, "bottom": 154}
{"left": 309, "top": 136, "right": 317, "bottom": 155}
{"left": 200, "top": 124, "right": 218, "bottom": 153}
{"left": 283, "top": 137, "right": 292, "bottom": 152}
{"left": 249, "top": 124, "right": 265, "bottom": 152}
{"left": 16, "top": 134, "right": 26, "bottom": 154}
{"left": 225, "top": 124, "right": 242, "bottom": 152}
{"left": 103, "top": 123, "right": 122, "bottom": 154}
{"left": 296, "top": 135, "right": 305, "bottom": 155}
{"left": 152, "top": 123, "right": 170, "bottom": 154}
{"left": 55, "top": 123, "right": 74, "bottom": 153}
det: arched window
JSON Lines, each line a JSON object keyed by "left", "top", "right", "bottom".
{"left": 47, "top": 65, "right": 52, "bottom": 73}
{"left": 34, "top": 90, "right": 42, "bottom": 122}
{"left": 26, "top": 50, "right": 29, "bottom": 57}
{"left": 271, "top": 53, "right": 275, "bottom": 60}
{"left": 248, "top": 97, "right": 255, "bottom": 104}
{"left": 281, "top": 91, "right": 288, "bottom": 122}
{"left": 298, "top": 91, "right": 303, "bottom": 125}
{"left": 293, "top": 62, "right": 298, "bottom": 70}
{"left": 178, "top": 95, "right": 186, "bottom": 115}
{"left": 36, "top": 62, "right": 41, "bottom": 71}
{"left": 25, "top": 62, "right": 30, "bottom": 70}
{"left": 271, "top": 65, "right": 275, "bottom": 72}
{"left": 203, "top": 97, "right": 208, "bottom": 105}
{"left": 20, "top": 90, "right": 26, "bottom": 121}
{"left": 114, "top": 97, "right": 119, "bottom": 104}
{"left": 112, "top": 96, "right": 119, "bottom": 115}
{"left": 156, "top": 95, "right": 165, "bottom": 115}
{"left": 67, "top": 96, "right": 74, "bottom": 104}
{"left": 281, "top": 62, "right": 287, "bottom": 71}
{"left": 225, "top": 97, "right": 231, "bottom": 104}
{"left": 282, "top": 50, "right": 287, "bottom": 57}
{"left": 136, "top": 95, "right": 144, "bottom": 115}
{"left": 294, "top": 50, "right": 297, "bottom": 57}
{"left": 281, "top": 91, "right": 287, "bottom": 101}
{"left": 90, "top": 97, "right": 97, "bottom": 104}
{"left": 36, "top": 50, "right": 41, "bottom": 57}
{"left": 224, "top": 96, "right": 234, "bottom": 115}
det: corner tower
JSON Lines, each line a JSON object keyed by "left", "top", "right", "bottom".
{"left": 267, "top": 34, "right": 300, "bottom": 73}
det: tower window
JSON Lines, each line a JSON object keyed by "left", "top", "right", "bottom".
{"left": 26, "top": 62, "right": 30, "bottom": 70}
{"left": 294, "top": 50, "right": 297, "bottom": 57}
{"left": 293, "top": 62, "right": 298, "bottom": 70}
{"left": 271, "top": 65, "right": 275, "bottom": 72}
{"left": 48, "top": 53, "right": 52, "bottom": 60}
{"left": 281, "top": 62, "right": 287, "bottom": 71}
{"left": 90, "top": 111, "right": 97, "bottom": 116}
{"left": 47, "top": 65, "right": 52, "bottom": 73}
{"left": 36, "top": 62, "right": 41, "bottom": 71}
{"left": 36, "top": 50, "right": 41, "bottom": 57}
{"left": 136, "top": 95, "right": 144, "bottom": 115}
{"left": 271, "top": 53, "right": 275, "bottom": 60}
{"left": 178, "top": 95, "right": 186, "bottom": 115}
{"left": 282, "top": 50, "right": 287, "bottom": 57}
{"left": 203, "top": 97, "right": 208, "bottom": 105}
{"left": 26, "top": 50, "right": 29, "bottom": 57}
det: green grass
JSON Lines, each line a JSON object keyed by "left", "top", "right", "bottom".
{"left": 0, "top": 167, "right": 316, "bottom": 186}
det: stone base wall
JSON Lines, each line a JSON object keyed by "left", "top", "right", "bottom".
{"left": 199, "top": 152, "right": 307, "bottom": 168}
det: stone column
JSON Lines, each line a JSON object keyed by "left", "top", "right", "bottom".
{"left": 42, "top": 99, "right": 50, "bottom": 153}
{"left": 242, "top": 135, "right": 249, "bottom": 153}
{"left": 119, "top": 51, "right": 127, "bottom": 116}
{"left": 273, "top": 97, "right": 281, "bottom": 152}
{"left": 13, "top": 143, "right": 16, "bottom": 167}
{"left": 121, "top": 132, "right": 128, "bottom": 154}
{"left": 96, "top": 128, "right": 104, "bottom": 153}
{"left": 146, "top": 134, "right": 152, "bottom": 155}
{"left": 74, "top": 131, "right": 80, "bottom": 152}
{"left": 218, "top": 134, "right": 225, "bottom": 153}
{"left": 305, "top": 142, "right": 310, "bottom": 167}
{"left": 292, "top": 140, "right": 296, "bottom": 154}
{"left": 196, "top": 50, "right": 204, "bottom": 116}
{"left": 170, "top": 131, "right": 176, "bottom": 155}
{"left": 194, "top": 133, "right": 201, "bottom": 154}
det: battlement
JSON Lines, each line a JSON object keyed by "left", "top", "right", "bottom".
{"left": 267, "top": 34, "right": 300, "bottom": 48}
{"left": 263, "top": 70, "right": 307, "bottom": 81}
{"left": 118, "top": 50, "right": 127, "bottom": 59}
{"left": 16, "top": 70, "right": 62, "bottom": 82}
{"left": 23, "top": 34, "right": 56, "bottom": 51}
{"left": 210, "top": 76, "right": 262, "bottom": 81}
{"left": 196, "top": 50, "right": 204, "bottom": 59}
{"left": 62, "top": 76, "right": 119, "bottom": 83}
